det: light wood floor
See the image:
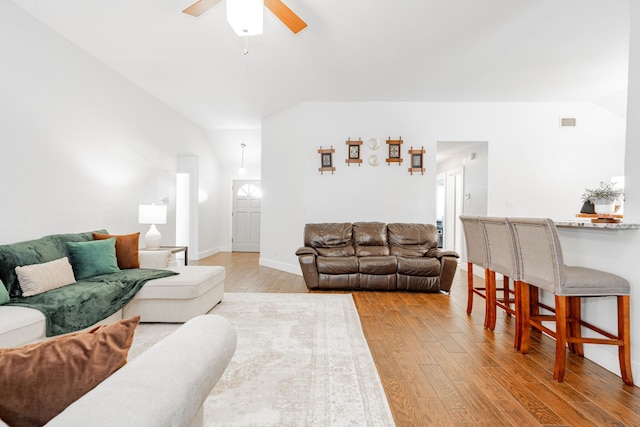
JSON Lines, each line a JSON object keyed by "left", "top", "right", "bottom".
{"left": 194, "top": 252, "right": 640, "bottom": 426}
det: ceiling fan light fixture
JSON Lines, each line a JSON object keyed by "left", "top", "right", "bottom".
{"left": 226, "top": 0, "right": 264, "bottom": 36}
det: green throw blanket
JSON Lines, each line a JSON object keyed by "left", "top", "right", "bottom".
{"left": 6, "top": 268, "right": 178, "bottom": 336}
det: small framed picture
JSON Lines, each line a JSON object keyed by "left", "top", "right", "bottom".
{"left": 321, "top": 152, "right": 332, "bottom": 167}
{"left": 385, "top": 137, "right": 403, "bottom": 165}
{"left": 318, "top": 146, "right": 336, "bottom": 174}
{"left": 412, "top": 153, "right": 422, "bottom": 168}
{"left": 348, "top": 144, "right": 360, "bottom": 159}
{"left": 389, "top": 144, "right": 401, "bottom": 159}
{"left": 345, "top": 138, "right": 363, "bottom": 166}
{"left": 407, "top": 146, "right": 425, "bottom": 175}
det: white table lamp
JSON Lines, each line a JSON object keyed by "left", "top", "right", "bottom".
{"left": 139, "top": 204, "right": 167, "bottom": 249}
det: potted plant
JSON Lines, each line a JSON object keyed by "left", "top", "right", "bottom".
{"left": 581, "top": 182, "right": 624, "bottom": 215}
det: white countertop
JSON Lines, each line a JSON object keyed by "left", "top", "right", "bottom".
{"left": 555, "top": 219, "right": 640, "bottom": 229}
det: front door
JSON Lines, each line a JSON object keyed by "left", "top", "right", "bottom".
{"left": 232, "top": 180, "right": 261, "bottom": 252}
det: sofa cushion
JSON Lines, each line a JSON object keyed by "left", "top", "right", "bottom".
{"left": 123, "top": 266, "right": 225, "bottom": 323}
{"left": 317, "top": 256, "right": 358, "bottom": 274}
{"left": 0, "top": 230, "right": 106, "bottom": 298}
{"left": 132, "top": 266, "right": 224, "bottom": 300}
{"left": 66, "top": 238, "right": 120, "bottom": 280}
{"left": 353, "top": 222, "right": 388, "bottom": 246}
{"left": 354, "top": 222, "right": 390, "bottom": 256}
{"left": 93, "top": 232, "right": 140, "bottom": 269}
{"left": 388, "top": 223, "right": 438, "bottom": 257}
{"left": 359, "top": 256, "right": 397, "bottom": 275}
{"left": 304, "top": 223, "right": 353, "bottom": 248}
{"left": 396, "top": 256, "right": 441, "bottom": 276}
{"left": 15, "top": 257, "right": 76, "bottom": 297}
{"left": 317, "top": 245, "right": 355, "bottom": 257}
{"left": 0, "top": 316, "right": 139, "bottom": 427}
{"left": 355, "top": 246, "right": 389, "bottom": 257}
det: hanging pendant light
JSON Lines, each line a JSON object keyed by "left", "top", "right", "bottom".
{"left": 239, "top": 142, "right": 246, "bottom": 175}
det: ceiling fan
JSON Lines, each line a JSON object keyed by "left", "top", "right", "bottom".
{"left": 182, "top": 0, "right": 307, "bottom": 34}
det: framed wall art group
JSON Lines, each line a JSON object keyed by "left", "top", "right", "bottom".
{"left": 317, "top": 137, "right": 425, "bottom": 175}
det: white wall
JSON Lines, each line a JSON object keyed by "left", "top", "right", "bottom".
{"left": 0, "top": 2, "right": 221, "bottom": 258}
{"left": 261, "top": 101, "right": 625, "bottom": 272}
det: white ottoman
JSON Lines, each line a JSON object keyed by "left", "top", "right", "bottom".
{"left": 123, "top": 266, "right": 225, "bottom": 323}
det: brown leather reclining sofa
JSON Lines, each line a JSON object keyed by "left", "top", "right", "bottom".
{"left": 295, "top": 222, "right": 459, "bottom": 292}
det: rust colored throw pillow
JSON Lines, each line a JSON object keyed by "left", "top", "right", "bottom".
{"left": 0, "top": 316, "right": 140, "bottom": 427}
{"left": 93, "top": 232, "right": 140, "bottom": 269}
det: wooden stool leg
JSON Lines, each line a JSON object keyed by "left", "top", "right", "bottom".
{"left": 466, "top": 262, "right": 474, "bottom": 315}
{"left": 530, "top": 287, "right": 540, "bottom": 317}
{"left": 520, "top": 282, "right": 532, "bottom": 354}
{"left": 485, "top": 269, "right": 497, "bottom": 330}
{"left": 503, "top": 276, "right": 512, "bottom": 316}
{"left": 618, "top": 295, "right": 634, "bottom": 386}
{"left": 554, "top": 295, "right": 568, "bottom": 382}
{"left": 568, "top": 296, "right": 583, "bottom": 356}
{"left": 514, "top": 280, "right": 522, "bottom": 350}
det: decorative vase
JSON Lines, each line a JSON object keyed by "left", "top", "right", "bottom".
{"left": 580, "top": 201, "right": 595, "bottom": 214}
{"left": 592, "top": 199, "right": 616, "bottom": 215}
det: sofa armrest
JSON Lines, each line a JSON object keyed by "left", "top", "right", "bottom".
{"left": 46, "top": 315, "right": 237, "bottom": 427}
{"left": 438, "top": 255, "right": 459, "bottom": 293}
{"left": 297, "top": 253, "right": 320, "bottom": 289}
{"left": 138, "top": 250, "right": 172, "bottom": 269}
{"left": 426, "top": 248, "right": 460, "bottom": 259}
{"left": 295, "top": 246, "right": 318, "bottom": 256}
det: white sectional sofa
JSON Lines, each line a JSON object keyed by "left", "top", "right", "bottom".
{"left": 0, "top": 232, "right": 233, "bottom": 426}
{"left": 0, "top": 233, "right": 225, "bottom": 348}
{"left": 0, "top": 264, "right": 226, "bottom": 348}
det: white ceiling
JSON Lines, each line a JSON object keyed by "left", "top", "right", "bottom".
{"left": 10, "top": 0, "right": 630, "bottom": 166}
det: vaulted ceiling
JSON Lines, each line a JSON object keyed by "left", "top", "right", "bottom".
{"left": 10, "top": 0, "right": 630, "bottom": 156}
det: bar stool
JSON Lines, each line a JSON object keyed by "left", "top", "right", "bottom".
{"left": 459, "top": 216, "right": 491, "bottom": 328}
{"left": 507, "top": 217, "right": 633, "bottom": 385}
{"left": 478, "top": 217, "right": 520, "bottom": 347}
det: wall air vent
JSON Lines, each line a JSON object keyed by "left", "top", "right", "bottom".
{"left": 560, "top": 117, "right": 577, "bottom": 127}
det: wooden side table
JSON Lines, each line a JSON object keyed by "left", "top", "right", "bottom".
{"left": 163, "top": 246, "right": 188, "bottom": 265}
{"left": 143, "top": 246, "right": 188, "bottom": 265}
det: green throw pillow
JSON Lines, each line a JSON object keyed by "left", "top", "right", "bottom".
{"left": 0, "top": 280, "right": 9, "bottom": 305}
{"left": 66, "top": 238, "right": 120, "bottom": 280}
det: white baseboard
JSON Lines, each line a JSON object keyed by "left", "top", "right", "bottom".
{"left": 259, "top": 257, "right": 301, "bottom": 276}
{"left": 190, "top": 246, "right": 221, "bottom": 261}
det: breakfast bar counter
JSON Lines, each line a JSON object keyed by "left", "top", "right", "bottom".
{"left": 555, "top": 220, "right": 640, "bottom": 230}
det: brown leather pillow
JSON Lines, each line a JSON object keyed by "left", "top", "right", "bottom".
{"left": 0, "top": 316, "right": 140, "bottom": 427}
{"left": 93, "top": 232, "right": 140, "bottom": 269}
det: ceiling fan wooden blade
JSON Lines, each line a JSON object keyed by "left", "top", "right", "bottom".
{"left": 182, "top": 0, "right": 223, "bottom": 17}
{"left": 264, "top": 0, "right": 308, "bottom": 34}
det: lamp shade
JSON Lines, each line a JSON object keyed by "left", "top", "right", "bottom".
{"left": 226, "top": 0, "right": 263, "bottom": 36}
{"left": 138, "top": 204, "right": 167, "bottom": 225}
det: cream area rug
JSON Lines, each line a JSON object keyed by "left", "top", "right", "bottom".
{"left": 128, "top": 293, "right": 396, "bottom": 427}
